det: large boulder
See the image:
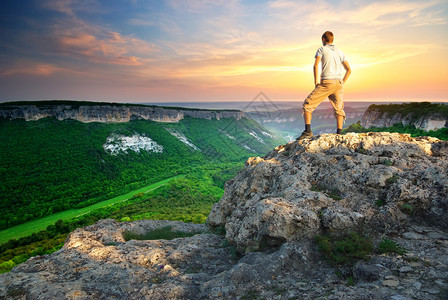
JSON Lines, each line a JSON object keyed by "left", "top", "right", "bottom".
{"left": 0, "top": 219, "right": 323, "bottom": 299}
{"left": 207, "top": 132, "right": 448, "bottom": 252}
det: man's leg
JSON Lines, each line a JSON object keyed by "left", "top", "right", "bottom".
{"left": 304, "top": 111, "right": 312, "bottom": 132}
{"left": 328, "top": 81, "right": 345, "bottom": 134}
{"left": 336, "top": 116, "right": 344, "bottom": 134}
{"left": 299, "top": 81, "right": 332, "bottom": 140}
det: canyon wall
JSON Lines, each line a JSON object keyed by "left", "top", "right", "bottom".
{"left": 0, "top": 103, "right": 244, "bottom": 123}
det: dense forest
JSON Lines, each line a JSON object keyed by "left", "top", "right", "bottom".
{"left": 0, "top": 116, "right": 283, "bottom": 230}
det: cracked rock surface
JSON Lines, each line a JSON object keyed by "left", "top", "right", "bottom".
{"left": 208, "top": 132, "right": 448, "bottom": 252}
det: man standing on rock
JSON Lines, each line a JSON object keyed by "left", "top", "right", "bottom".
{"left": 297, "top": 31, "right": 351, "bottom": 140}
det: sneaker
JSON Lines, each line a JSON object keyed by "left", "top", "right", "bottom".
{"left": 296, "top": 131, "right": 313, "bottom": 140}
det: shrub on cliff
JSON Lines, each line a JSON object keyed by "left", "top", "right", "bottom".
{"left": 315, "top": 232, "right": 373, "bottom": 265}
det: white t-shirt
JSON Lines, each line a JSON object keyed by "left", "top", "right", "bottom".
{"left": 315, "top": 44, "right": 347, "bottom": 80}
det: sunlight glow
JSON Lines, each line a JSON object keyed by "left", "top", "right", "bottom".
{"left": 0, "top": 0, "right": 447, "bottom": 102}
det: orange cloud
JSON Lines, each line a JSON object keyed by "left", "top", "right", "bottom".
{"left": 0, "top": 63, "right": 60, "bottom": 77}
{"left": 41, "top": 0, "right": 156, "bottom": 66}
{"left": 51, "top": 29, "right": 155, "bottom": 66}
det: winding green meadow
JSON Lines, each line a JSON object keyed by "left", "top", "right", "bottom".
{"left": 0, "top": 175, "right": 183, "bottom": 244}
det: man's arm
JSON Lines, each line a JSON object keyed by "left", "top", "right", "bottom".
{"left": 313, "top": 56, "right": 321, "bottom": 87}
{"left": 342, "top": 61, "right": 351, "bottom": 84}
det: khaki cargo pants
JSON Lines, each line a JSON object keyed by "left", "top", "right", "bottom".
{"left": 303, "top": 79, "right": 346, "bottom": 119}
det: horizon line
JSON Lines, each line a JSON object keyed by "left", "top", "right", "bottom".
{"left": 1, "top": 99, "right": 447, "bottom": 104}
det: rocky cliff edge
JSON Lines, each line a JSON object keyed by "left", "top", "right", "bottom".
{"left": 1, "top": 132, "right": 447, "bottom": 299}
{"left": 0, "top": 103, "right": 244, "bottom": 123}
{"left": 208, "top": 132, "right": 447, "bottom": 252}
{"left": 360, "top": 105, "right": 448, "bottom": 131}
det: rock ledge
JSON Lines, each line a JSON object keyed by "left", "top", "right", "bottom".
{"left": 208, "top": 132, "right": 447, "bottom": 252}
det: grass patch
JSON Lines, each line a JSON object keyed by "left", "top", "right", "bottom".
{"left": 375, "top": 199, "right": 386, "bottom": 207}
{"left": 346, "top": 276, "right": 355, "bottom": 286}
{"left": 221, "top": 239, "right": 242, "bottom": 261}
{"left": 310, "top": 184, "right": 324, "bottom": 192}
{"left": 382, "top": 159, "right": 394, "bottom": 166}
{"left": 377, "top": 238, "right": 406, "bottom": 255}
{"left": 385, "top": 174, "right": 398, "bottom": 185}
{"left": 315, "top": 232, "right": 373, "bottom": 265}
{"left": 355, "top": 147, "right": 368, "bottom": 155}
{"left": 123, "top": 226, "right": 202, "bottom": 241}
{"left": 400, "top": 203, "right": 414, "bottom": 215}
{"left": 210, "top": 224, "right": 226, "bottom": 236}
{"left": 311, "top": 183, "right": 343, "bottom": 201}
{"left": 327, "top": 188, "right": 343, "bottom": 201}
{"left": 281, "top": 149, "right": 290, "bottom": 156}
{"left": 240, "top": 290, "right": 261, "bottom": 300}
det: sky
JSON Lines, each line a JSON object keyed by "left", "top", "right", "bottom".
{"left": 0, "top": 0, "right": 447, "bottom": 103}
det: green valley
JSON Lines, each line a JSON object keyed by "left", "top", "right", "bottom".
{"left": 0, "top": 100, "right": 285, "bottom": 273}
{"left": 0, "top": 175, "right": 183, "bottom": 244}
{"left": 0, "top": 110, "right": 284, "bottom": 230}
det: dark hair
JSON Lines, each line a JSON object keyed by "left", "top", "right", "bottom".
{"left": 322, "top": 31, "right": 334, "bottom": 43}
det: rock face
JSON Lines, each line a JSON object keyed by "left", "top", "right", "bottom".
{"left": 360, "top": 106, "right": 447, "bottom": 131}
{"left": 0, "top": 219, "right": 325, "bottom": 299}
{"left": 208, "top": 132, "right": 448, "bottom": 252}
{"left": 1, "top": 220, "right": 447, "bottom": 299}
{"left": 1, "top": 132, "right": 448, "bottom": 299}
{"left": 0, "top": 103, "right": 244, "bottom": 123}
